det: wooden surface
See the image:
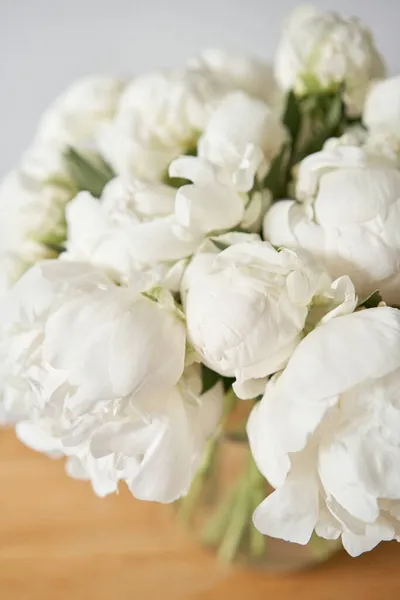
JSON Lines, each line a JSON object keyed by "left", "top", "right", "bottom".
{"left": 1, "top": 430, "right": 400, "bottom": 600}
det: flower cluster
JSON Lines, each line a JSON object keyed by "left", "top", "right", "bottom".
{"left": 1, "top": 4, "right": 400, "bottom": 559}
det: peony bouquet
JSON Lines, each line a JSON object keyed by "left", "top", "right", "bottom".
{"left": 1, "top": 4, "right": 400, "bottom": 567}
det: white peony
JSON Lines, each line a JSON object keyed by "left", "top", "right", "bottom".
{"left": 248, "top": 306, "right": 400, "bottom": 556}
{"left": 63, "top": 182, "right": 197, "bottom": 287}
{"left": 98, "top": 57, "right": 283, "bottom": 182}
{"left": 64, "top": 147, "right": 269, "bottom": 288}
{"left": 0, "top": 260, "right": 224, "bottom": 502}
{"left": 0, "top": 260, "right": 186, "bottom": 421}
{"left": 17, "top": 363, "right": 223, "bottom": 503}
{"left": 169, "top": 155, "right": 257, "bottom": 241}
{"left": 197, "top": 91, "right": 286, "bottom": 191}
{"left": 264, "top": 147, "right": 400, "bottom": 304}
{"left": 97, "top": 69, "right": 226, "bottom": 181}
{"left": 275, "top": 5, "right": 385, "bottom": 115}
{"left": 183, "top": 240, "right": 356, "bottom": 399}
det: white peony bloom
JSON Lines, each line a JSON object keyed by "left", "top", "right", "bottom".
{"left": 17, "top": 364, "right": 223, "bottom": 503}
{"left": 34, "top": 76, "right": 125, "bottom": 149}
{"left": 0, "top": 259, "right": 223, "bottom": 502}
{"left": 183, "top": 240, "right": 356, "bottom": 399}
{"left": 64, "top": 151, "right": 268, "bottom": 288}
{"left": 264, "top": 147, "right": 400, "bottom": 303}
{"left": 0, "top": 259, "right": 186, "bottom": 424}
{"left": 187, "top": 48, "right": 281, "bottom": 107}
{"left": 97, "top": 69, "right": 227, "bottom": 181}
{"left": 63, "top": 182, "right": 198, "bottom": 287}
{"left": 197, "top": 91, "right": 287, "bottom": 191}
{"left": 275, "top": 5, "right": 385, "bottom": 115}
{"left": 169, "top": 156, "right": 248, "bottom": 240}
{"left": 98, "top": 58, "right": 283, "bottom": 182}
{"left": 248, "top": 306, "right": 400, "bottom": 556}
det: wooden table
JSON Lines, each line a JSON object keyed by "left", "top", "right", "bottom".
{"left": 1, "top": 429, "right": 399, "bottom": 600}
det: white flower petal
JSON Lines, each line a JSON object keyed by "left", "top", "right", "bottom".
{"left": 279, "top": 308, "right": 400, "bottom": 403}
{"left": 175, "top": 182, "right": 244, "bottom": 237}
{"left": 253, "top": 466, "right": 319, "bottom": 545}
{"left": 342, "top": 519, "right": 395, "bottom": 557}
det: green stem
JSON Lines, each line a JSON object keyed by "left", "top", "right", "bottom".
{"left": 178, "top": 434, "right": 218, "bottom": 525}
{"left": 217, "top": 450, "right": 264, "bottom": 563}
{"left": 217, "top": 475, "right": 250, "bottom": 563}
{"left": 308, "top": 533, "right": 342, "bottom": 562}
{"left": 178, "top": 390, "right": 238, "bottom": 525}
{"left": 201, "top": 480, "right": 241, "bottom": 547}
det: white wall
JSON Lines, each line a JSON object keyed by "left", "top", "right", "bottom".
{"left": 0, "top": 0, "right": 398, "bottom": 175}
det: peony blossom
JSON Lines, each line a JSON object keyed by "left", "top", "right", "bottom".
{"left": 63, "top": 182, "right": 197, "bottom": 287}
{"left": 64, "top": 148, "right": 269, "bottom": 288}
{"left": 0, "top": 260, "right": 224, "bottom": 502}
{"left": 197, "top": 91, "right": 286, "bottom": 191}
{"left": 0, "top": 260, "right": 186, "bottom": 421}
{"left": 17, "top": 364, "right": 224, "bottom": 503}
{"left": 169, "top": 156, "right": 251, "bottom": 241}
{"left": 275, "top": 5, "right": 385, "bottom": 115}
{"left": 183, "top": 240, "right": 356, "bottom": 399}
{"left": 97, "top": 69, "right": 227, "bottom": 181}
{"left": 264, "top": 146, "right": 400, "bottom": 304}
{"left": 97, "top": 57, "right": 282, "bottom": 182}
{"left": 248, "top": 306, "right": 400, "bottom": 556}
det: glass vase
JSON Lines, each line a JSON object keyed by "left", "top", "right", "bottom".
{"left": 176, "top": 399, "right": 342, "bottom": 571}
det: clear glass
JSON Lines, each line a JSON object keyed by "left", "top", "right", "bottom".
{"left": 176, "top": 402, "right": 341, "bottom": 571}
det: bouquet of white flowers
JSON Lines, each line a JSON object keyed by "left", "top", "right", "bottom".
{"left": 2, "top": 4, "right": 400, "bottom": 568}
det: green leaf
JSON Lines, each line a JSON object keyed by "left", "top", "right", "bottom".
{"left": 283, "top": 90, "right": 302, "bottom": 145}
{"left": 163, "top": 143, "right": 198, "bottom": 188}
{"left": 200, "top": 364, "right": 234, "bottom": 394}
{"left": 42, "top": 241, "right": 66, "bottom": 254}
{"left": 326, "top": 91, "right": 345, "bottom": 136}
{"left": 201, "top": 364, "right": 221, "bottom": 394}
{"left": 64, "top": 147, "right": 114, "bottom": 198}
{"left": 263, "top": 144, "right": 289, "bottom": 200}
{"left": 211, "top": 239, "right": 230, "bottom": 252}
{"left": 222, "top": 376, "right": 235, "bottom": 392}
{"left": 164, "top": 175, "right": 191, "bottom": 189}
{"left": 358, "top": 290, "right": 383, "bottom": 309}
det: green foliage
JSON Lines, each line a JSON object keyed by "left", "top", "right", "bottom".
{"left": 263, "top": 85, "right": 351, "bottom": 202}
{"left": 282, "top": 90, "right": 302, "bottom": 147}
{"left": 263, "top": 144, "right": 290, "bottom": 201}
{"left": 163, "top": 143, "right": 198, "bottom": 188}
{"left": 200, "top": 364, "right": 234, "bottom": 395}
{"left": 210, "top": 238, "right": 230, "bottom": 252}
{"left": 64, "top": 147, "right": 114, "bottom": 198}
{"left": 358, "top": 290, "right": 383, "bottom": 309}
{"left": 201, "top": 364, "right": 220, "bottom": 394}
{"left": 164, "top": 175, "right": 191, "bottom": 189}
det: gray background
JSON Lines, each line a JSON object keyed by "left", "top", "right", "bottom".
{"left": 0, "top": 0, "right": 398, "bottom": 176}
